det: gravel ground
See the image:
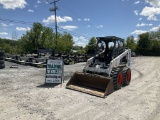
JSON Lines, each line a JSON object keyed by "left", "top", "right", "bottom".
{"left": 0, "top": 57, "right": 160, "bottom": 120}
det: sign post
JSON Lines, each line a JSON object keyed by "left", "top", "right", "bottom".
{"left": 45, "top": 59, "right": 64, "bottom": 84}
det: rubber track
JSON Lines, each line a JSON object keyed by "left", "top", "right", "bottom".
{"left": 122, "top": 68, "right": 131, "bottom": 86}
{"left": 111, "top": 68, "right": 121, "bottom": 90}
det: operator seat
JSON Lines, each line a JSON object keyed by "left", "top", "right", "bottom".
{"left": 104, "top": 49, "right": 113, "bottom": 64}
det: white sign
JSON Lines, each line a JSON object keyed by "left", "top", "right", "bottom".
{"left": 45, "top": 59, "right": 63, "bottom": 83}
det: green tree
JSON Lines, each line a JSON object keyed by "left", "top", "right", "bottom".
{"left": 0, "top": 38, "right": 19, "bottom": 54}
{"left": 19, "top": 22, "right": 55, "bottom": 53}
{"left": 57, "top": 32, "right": 74, "bottom": 54}
{"left": 72, "top": 46, "right": 86, "bottom": 54}
{"left": 149, "top": 28, "right": 160, "bottom": 40}
{"left": 1, "top": 43, "right": 12, "bottom": 53}
{"left": 151, "top": 40, "right": 160, "bottom": 56}
{"left": 137, "top": 32, "right": 151, "bottom": 55}
{"left": 85, "top": 37, "right": 97, "bottom": 53}
{"left": 126, "top": 36, "right": 137, "bottom": 52}
{"left": 149, "top": 28, "right": 160, "bottom": 56}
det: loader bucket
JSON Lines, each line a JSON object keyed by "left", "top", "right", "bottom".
{"left": 66, "top": 72, "right": 114, "bottom": 98}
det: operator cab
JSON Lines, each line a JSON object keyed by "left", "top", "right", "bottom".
{"left": 94, "top": 36, "right": 125, "bottom": 65}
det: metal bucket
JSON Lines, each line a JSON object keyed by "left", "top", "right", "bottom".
{"left": 66, "top": 72, "right": 114, "bottom": 98}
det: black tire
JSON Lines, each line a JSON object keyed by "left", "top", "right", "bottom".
{"left": 0, "top": 50, "right": 5, "bottom": 56}
{"left": 76, "top": 58, "right": 79, "bottom": 63}
{"left": 0, "top": 60, "right": 5, "bottom": 64}
{"left": 0, "top": 50, "right": 5, "bottom": 61}
{"left": 122, "top": 68, "right": 131, "bottom": 86}
{"left": 64, "top": 59, "right": 69, "bottom": 65}
{"left": 0, "top": 64, "right": 5, "bottom": 69}
{"left": 111, "top": 69, "right": 123, "bottom": 90}
{"left": 0, "top": 57, "right": 5, "bottom": 60}
{"left": 0, "top": 50, "right": 5, "bottom": 69}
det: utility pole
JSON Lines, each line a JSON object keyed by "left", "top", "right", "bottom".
{"left": 49, "top": 0, "right": 59, "bottom": 53}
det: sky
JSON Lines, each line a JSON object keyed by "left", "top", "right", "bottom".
{"left": 0, "top": 0, "right": 160, "bottom": 47}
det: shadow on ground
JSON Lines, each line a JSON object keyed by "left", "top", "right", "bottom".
{"left": 37, "top": 83, "right": 62, "bottom": 88}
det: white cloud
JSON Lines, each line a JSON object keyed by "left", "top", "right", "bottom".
{"left": 150, "top": 25, "right": 160, "bottom": 31}
{"left": 28, "top": 9, "right": 34, "bottom": 12}
{"left": 134, "top": 1, "right": 140, "bottom": 4}
{"left": 134, "top": 37, "right": 139, "bottom": 41}
{"left": 84, "top": 18, "right": 90, "bottom": 21}
{"left": 136, "top": 23, "right": 152, "bottom": 27}
{"left": 37, "top": 0, "right": 41, "bottom": 4}
{"left": 0, "top": 0, "right": 27, "bottom": 10}
{"left": 147, "top": 15, "right": 158, "bottom": 21}
{"left": 44, "top": 0, "right": 48, "bottom": 4}
{"left": 75, "top": 41, "right": 86, "bottom": 47}
{"left": 60, "top": 25, "right": 78, "bottom": 31}
{"left": 131, "top": 30, "right": 148, "bottom": 35}
{"left": 140, "top": 6, "right": 160, "bottom": 21}
{"left": 79, "top": 36, "right": 87, "bottom": 41}
{"left": 16, "top": 27, "right": 30, "bottom": 31}
{"left": 140, "top": 7, "right": 160, "bottom": 16}
{"left": 43, "top": 15, "right": 73, "bottom": 23}
{"left": 73, "top": 36, "right": 79, "bottom": 42}
{"left": 4, "top": 37, "right": 12, "bottom": 40}
{"left": 35, "top": 5, "right": 39, "bottom": 8}
{"left": 86, "top": 25, "right": 91, "bottom": 28}
{"left": 10, "top": 24, "right": 14, "bottom": 26}
{"left": 1, "top": 23, "right": 14, "bottom": 27}
{"left": 145, "top": 0, "right": 160, "bottom": 7}
{"left": 78, "top": 18, "right": 81, "bottom": 21}
{"left": 73, "top": 36, "right": 88, "bottom": 47}
{"left": 57, "top": 16, "right": 73, "bottom": 22}
{"left": 1, "top": 23, "right": 7, "bottom": 27}
{"left": 0, "top": 32, "right": 8, "bottom": 35}
{"left": 96, "top": 25, "right": 103, "bottom": 28}
{"left": 134, "top": 10, "right": 139, "bottom": 15}
{"left": 139, "top": 18, "right": 142, "bottom": 21}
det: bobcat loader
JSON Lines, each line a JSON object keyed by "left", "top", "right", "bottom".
{"left": 66, "top": 36, "right": 131, "bottom": 97}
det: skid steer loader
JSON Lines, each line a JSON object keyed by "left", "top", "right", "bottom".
{"left": 66, "top": 36, "right": 131, "bottom": 97}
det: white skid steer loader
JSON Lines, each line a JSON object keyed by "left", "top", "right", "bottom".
{"left": 66, "top": 36, "right": 131, "bottom": 98}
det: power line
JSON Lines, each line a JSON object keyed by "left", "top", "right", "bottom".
{"left": 59, "top": 1, "right": 107, "bottom": 35}
{"left": 0, "top": 18, "right": 33, "bottom": 25}
{"left": 0, "top": 17, "right": 91, "bottom": 41}
{"left": 58, "top": 28, "right": 90, "bottom": 40}
{"left": 0, "top": 17, "right": 56, "bottom": 29}
{"left": 58, "top": 7, "right": 90, "bottom": 39}
{"left": 58, "top": 28, "right": 92, "bottom": 47}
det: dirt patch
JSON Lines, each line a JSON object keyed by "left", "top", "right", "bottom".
{"left": 0, "top": 57, "right": 160, "bottom": 120}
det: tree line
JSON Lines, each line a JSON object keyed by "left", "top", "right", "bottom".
{"left": 0, "top": 38, "right": 19, "bottom": 54}
{"left": 0, "top": 22, "right": 159, "bottom": 56}
{"left": 126, "top": 29, "right": 160, "bottom": 56}
{"left": 0, "top": 22, "right": 97, "bottom": 55}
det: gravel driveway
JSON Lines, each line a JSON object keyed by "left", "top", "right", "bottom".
{"left": 0, "top": 57, "right": 160, "bottom": 120}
